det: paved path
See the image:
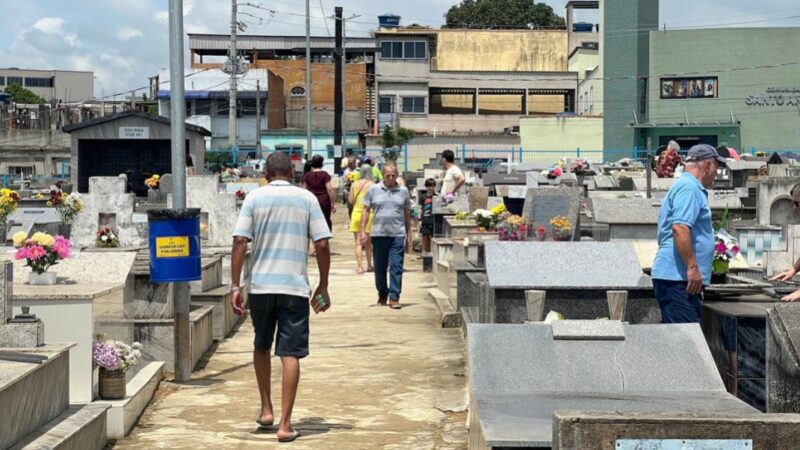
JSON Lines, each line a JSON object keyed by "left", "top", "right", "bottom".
{"left": 112, "top": 208, "right": 468, "bottom": 449}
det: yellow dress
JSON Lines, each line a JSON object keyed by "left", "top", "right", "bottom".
{"left": 349, "top": 182, "right": 374, "bottom": 233}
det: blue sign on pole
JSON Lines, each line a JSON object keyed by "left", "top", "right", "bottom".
{"left": 616, "top": 439, "right": 752, "bottom": 450}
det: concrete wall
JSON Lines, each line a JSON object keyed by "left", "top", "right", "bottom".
{"left": 0, "top": 129, "right": 71, "bottom": 175}
{"left": 569, "top": 48, "right": 599, "bottom": 81}
{"left": 520, "top": 116, "right": 603, "bottom": 151}
{"left": 433, "top": 30, "right": 567, "bottom": 72}
{"left": 648, "top": 28, "right": 800, "bottom": 150}
{"left": 255, "top": 60, "right": 366, "bottom": 109}
{"left": 0, "top": 68, "right": 93, "bottom": 102}
{"left": 578, "top": 67, "right": 603, "bottom": 116}
{"left": 400, "top": 114, "right": 523, "bottom": 134}
{"left": 365, "top": 134, "right": 521, "bottom": 171}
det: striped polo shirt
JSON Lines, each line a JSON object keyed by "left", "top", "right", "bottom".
{"left": 233, "top": 180, "right": 332, "bottom": 297}
{"left": 363, "top": 182, "right": 411, "bottom": 237}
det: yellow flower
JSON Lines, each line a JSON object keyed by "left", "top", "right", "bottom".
{"left": 490, "top": 203, "right": 507, "bottom": 216}
{"left": 153, "top": 174, "right": 160, "bottom": 180}
{"left": 199, "top": 223, "right": 209, "bottom": 233}
{"left": 12, "top": 231, "right": 27, "bottom": 247}
{"left": 35, "top": 193, "right": 44, "bottom": 200}
{"left": 30, "top": 232, "right": 55, "bottom": 247}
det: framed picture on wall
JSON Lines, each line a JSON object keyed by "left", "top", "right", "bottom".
{"left": 660, "top": 77, "right": 718, "bottom": 99}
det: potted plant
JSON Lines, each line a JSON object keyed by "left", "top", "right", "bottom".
{"left": 47, "top": 188, "right": 83, "bottom": 238}
{"left": 0, "top": 188, "right": 21, "bottom": 237}
{"left": 712, "top": 230, "right": 740, "bottom": 284}
{"left": 13, "top": 231, "right": 72, "bottom": 285}
{"left": 96, "top": 227, "right": 120, "bottom": 248}
{"left": 570, "top": 158, "right": 592, "bottom": 187}
{"left": 550, "top": 216, "right": 573, "bottom": 241}
{"left": 92, "top": 340, "right": 142, "bottom": 400}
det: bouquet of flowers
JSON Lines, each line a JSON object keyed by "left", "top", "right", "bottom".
{"left": 0, "top": 188, "right": 21, "bottom": 224}
{"left": 713, "top": 229, "right": 740, "bottom": 275}
{"left": 235, "top": 189, "right": 247, "bottom": 201}
{"left": 96, "top": 227, "right": 120, "bottom": 248}
{"left": 200, "top": 223, "right": 209, "bottom": 235}
{"left": 570, "top": 158, "right": 592, "bottom": 175}
{"left": 550, "top": 216, "right": 573, "bottom": 241}
{"left": 497, "top": 214, "right": 528, "bottom": 241}
{"left": 92, "top": 340, "right": 142, "bottom": 375}
{"left": 13, "top": 232, "right": 72, "bottom": 274}
{"left": 472, "top": 203, "right": 507, "bottom": 231}
{"left": 145, "top": 174, "right": 160, "bottom": 190}
{"left": 534, "top": 225, "right": 547, "bottom": 241}
{"left": 442, "top": 192, "right": 456, "bottom": 205}
{"left": 454, "top": 210, "right": 470, "bottom": 221}
{"left": 47, "top": 190, "right": 83, "bottom": 224}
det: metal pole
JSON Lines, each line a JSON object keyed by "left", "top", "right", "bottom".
{"left": 305, "top": 0, "right": 312, "bottom": 161}
{"left": 334, "top": 7, "right": 343, "bottom": 163}
{"left": 256, "top": 79, "right": 261, "bottom": 155}
{"left": 645, "top": 138, "right": 653, "bottom": 199}
{"left": 228, "top": 0, "right": 238, "bottom": 149}
{"left": 342, "top": 15, "right": 347, "bottom": 160}
{"left": 168, "top": 0, "right": 191, "bottom": 382}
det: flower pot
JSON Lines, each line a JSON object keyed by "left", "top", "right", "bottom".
{"left": 535, "top": 231, "right": 547, "bottom": 241}
{"left": 711, "top": 272, "right": 728, "bottom": 285}
{"left": 99, "top": 370, "right": 126, "bottom": 400}
{"left": 29, "top": 271, "right": 57, "bottom": 285}
{"left": 552, "top": 229, "right": 572, "bottom": 241}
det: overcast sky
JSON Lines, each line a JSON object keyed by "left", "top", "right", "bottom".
{"left": 1, "top": 0, "right": 799, "bottom": 98}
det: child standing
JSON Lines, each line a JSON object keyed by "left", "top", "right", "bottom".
{"left": 421, "top": 178, "right": 436, "bottom": 272}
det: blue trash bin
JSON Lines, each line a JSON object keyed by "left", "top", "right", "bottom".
{"left": 147, "top": 208, "right": 202, "bottom": 283}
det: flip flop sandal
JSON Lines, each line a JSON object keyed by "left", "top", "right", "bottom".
{"left": 278, "top": 430, "right": 301, "bottom": 443}
{"left": 256, "top": 419, "right": 274, "bottom": 429}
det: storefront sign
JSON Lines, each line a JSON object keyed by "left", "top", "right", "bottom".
{"left": 119, "top": 126, "right": 150, "bottom": 139}
{"left": 661, "top": 77, "right": 718, "bottom": 99}
{"left": 745, "top": 86, "right": 800, "bottom": 107}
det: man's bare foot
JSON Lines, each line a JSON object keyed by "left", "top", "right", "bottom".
{"left": 258, "top": 405, "right": 274, "bottom": 426}
{"left": 277, "top": 427, "right": 300, "bottom": 442}
{"left": 367, "top": 266, "right": 374, "bottom": 272}
{"left": 356, "top": 267, "right": 364, "bottom": 274}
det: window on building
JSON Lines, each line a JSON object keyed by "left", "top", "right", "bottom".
{"left": 24, "top": 77, "right": 54, "bottom": 88}
{"left": 0, "top": 76, "right": 5, "bottom": 86}
{"left": 8, "top": 166, "right": 34, "bottom": 177}
{"left": 379, "top": 96, "right": 395, "bottom": 114}
{"left": 401, "top": 96, "right": 425, "bottom": 114}
{"left": 380, "top": 40, "right": 427, "bottom": 59}
{"left": 290, "top": 86, "right": 306, "bottom": 97}
{"left": 6, "top": 76, "right": 22, "bottom": 86}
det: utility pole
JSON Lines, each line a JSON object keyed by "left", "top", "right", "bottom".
{"left": 333, "top": 7, "right": 343, "bottom": 163}
{"left": 228, "top": 0, "right": 238, "bottom": 150}
{"left": 168, "top": 0, "right": 190, "bottom": 382}
{"left": 256, "top": 79, "right": 261, "bottom": 155}
{"left": 305, "top": 0, "right": 312, "bottom": 161}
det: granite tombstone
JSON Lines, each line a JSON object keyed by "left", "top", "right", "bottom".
{"left": 521, "top": 186, "right": 582, "bottom": 239}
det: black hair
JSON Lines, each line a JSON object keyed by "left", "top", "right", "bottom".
{"left": 424, "top": 178, "right": 436, "bottom": 187}
{"left": 442, "top": 149, "right": 455, "bottom": 163}
{"left": 311, "top": 154, "right": 324, "bottom": 169}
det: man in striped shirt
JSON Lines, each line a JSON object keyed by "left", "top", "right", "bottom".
{"left": 230, "top": 151, "right": 331, "bottom": 443}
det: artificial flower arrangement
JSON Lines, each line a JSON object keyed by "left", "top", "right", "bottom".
{"left": 200, "top": 223, "right": 209, "bottom": 235}
{"left": 496, "top": 214, "right": 529, "bottom": 241}
{"left": 570, "top": 158, "right": 592, "bottom": 175}
{"left": 93, "top": 340, "right": 142, "bottom": 375}
{"left": 47, "top": 189, "right": 83, "bottom": 224}
{"left": 13, "top": 232, "right": 72, "bottom": 274}
{"left": 235, "top": 189, "right": 247, "bottom": 201}
{"left": 472, "top": 203, "right": 507, "bottom": 231}
{"left": 441, "top": 192, "right": 456, "bottom": 205}
{"left": 0, "top": 188, "right": 21, "bottom": 223}
{"left": 454, "top": 210, "right": 470, "bottom": 221}
{"left": 145, "top": 174, "right": 160, "bottom": 189}
{"left": 542, "top": 166, "right": 563, "bottom": 180}
{"left": 96, "top": 227, "right": 120, "bottom": 248}
{"left": 550, "top": 216, "right": 573, "bottom": 241}
{"left": 534, "top": 225, "right": 547, "bottom": 241}
{"left": 712, "top": 229, "right": 740, "bottom": 277}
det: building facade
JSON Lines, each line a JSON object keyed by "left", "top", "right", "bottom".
{"left": 0, "top": 68, "right": 94, "bottom": 103}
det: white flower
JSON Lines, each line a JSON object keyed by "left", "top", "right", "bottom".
{"left": 101, "top": 235, "right": 108, "bottom": 241}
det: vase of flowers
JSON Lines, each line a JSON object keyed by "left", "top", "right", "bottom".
{"left": 534, "top": 225, "right": 547, "bottom": 241}
{"left": 93, "top": 340, "right": 142, "bottom": 400}
{"left": 47, "top": 188, "right": 83, "bottom": 238}
{"left": 235, "top": 189, "right": 246, "bottom": 202}
{"left": 0, "top": 188, "right": 21, "bottom": 240}
{"left": 550, "top": 216, "right": 573, "bottom": 241}
{"left": 542, "top": 166, "right": 563, "bottom": 181}
{"left": 13, "top": 232, "right": 72, "bottom": 285}
{"left": 712, "top": 229, "right": 740, "bottom": 284}
{"left": 472, "top": 203, "right": 507, "bottom": 231}
{"left": 497, "top": 214, "right": 528, "bottom": 241}
{"left": 145, "top": 174, "right": 160, "bottom": 190}
{"left": 96, "top": 227, "right": 120, "bottom": 248}
{"left": 570, "top": 158, "right": 592, "bottom": 187}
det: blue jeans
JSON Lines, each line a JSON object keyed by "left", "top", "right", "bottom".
{"left": 371, "top": 236, "right": 405, "bottom": 301}
{"left": 653, "top": 279, "right": 703, "bottom": 324}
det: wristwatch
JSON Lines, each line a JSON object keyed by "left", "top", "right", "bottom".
{"left": 229, "top": 286, "right": 241, "bottom": 294}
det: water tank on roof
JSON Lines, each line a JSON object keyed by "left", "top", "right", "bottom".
{"left": 378, "top": 14, "right": 401, "bottom": 28}
{"left": 572, "top": 22, "right": 594, "bottom": 32}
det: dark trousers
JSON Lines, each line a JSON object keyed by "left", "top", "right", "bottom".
{"left": 653, "top": 279, "right": 703, "bottom": 324}
{"left": 372, "top": 236, "right": 405, "bottom": 301}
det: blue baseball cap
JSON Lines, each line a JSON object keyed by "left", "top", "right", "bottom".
{"left": 686, "top": 144, "right": 727, "bottom": 166}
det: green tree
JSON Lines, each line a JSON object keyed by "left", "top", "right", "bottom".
{"left": 3, "top": 84, "right": 46, "bottom": 104}
{"left": 444, "top": 0, "right": 566, "bottom": 29}
{"left": 379, "top": 126, "right": 416, "bottom": 162}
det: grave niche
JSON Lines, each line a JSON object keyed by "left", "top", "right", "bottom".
{"left": 770, "top": 198, "right": 800, "bottom": 225}
{"left": 200, "top": 212, "right": 209, "bottom": 241}
{"left": 98, "top": 213, "right": 117, "bottom": 229}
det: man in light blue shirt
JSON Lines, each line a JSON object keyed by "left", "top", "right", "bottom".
{"left": 652, "top": 144, "right": 726, "bottom": 323}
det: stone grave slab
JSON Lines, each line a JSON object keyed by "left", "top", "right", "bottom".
{"left": 494, "top": 185, "right": 510, "bottom": 197}
{"left": 632, "top": 176, "right": 676, "bottom": 192}
{"left": 468, "top": 187, "right": 489, "bottom": 212}
{"left": 158, "top": 173, "right": 173, "bottom": 194}
{"left": 482, "top": 173, "right": 526, "bottom": 187}
{"left": 6, "top": 208, "right": 62, "bottom": 242}
{"left": 590, "top": 197, "right": 662, "bottom": 241}
{"left": 525, "top": 171, "right": 539, "bottom": 188}
{"left": 521, "top": 187, "right": 582, "bottom": 238}
{"left": 507, "top": 185, "right": 527, "bottom": 199}
{"left": 767, "top": 302, "right": 800, "bottom": 413}
{"left": 169, "top": 175, "right": 238, "bottom": 247}
{"left": 72, "top": 176, "right": 143, "bottom": 248}
{"left": 467, "top": 322, "right": 758, "bottom": 448}
{"left": 224, "top": 182, "right": 260, "bottom": 194}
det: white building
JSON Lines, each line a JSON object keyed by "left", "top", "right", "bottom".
{"left": 0, "top": 68, "right": 94, "bottom": 103}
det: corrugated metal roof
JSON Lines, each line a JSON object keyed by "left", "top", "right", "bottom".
{"left": 189, "top": 33, "right": 378, "bottom": 51}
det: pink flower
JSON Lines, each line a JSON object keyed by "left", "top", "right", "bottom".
{"left": 731, "top": 245, "right": 740, "bottom": 256}
{"left": 53, "top": 236, "right": 71, "bottom": 259}
{"left": 715, "top": 243, "right": 727, "bottom": 254}
{"left": 552, "top": 167, "right": 563, "bottom": 177}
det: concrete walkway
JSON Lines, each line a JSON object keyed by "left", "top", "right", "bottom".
{"left": 112, "top": 208, "right": 468, "bottom": 449}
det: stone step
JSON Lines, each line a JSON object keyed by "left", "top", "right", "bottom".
{"left": 11, "top": 404, "right": 109, "bottom": 450}
{"left": 0, "top": 345, "right": 72, "bottom": 450}
{"left": 93, "top": 362, "right": 164, "bottom": 439}
{"left": 133, "top": 305, "right": 215, "bottom": 373}
{"left": 427, "top": 288, "right": 461, "bottom": 329}
{"left": 191, "top": 284, "right": 247, "bottom": 341}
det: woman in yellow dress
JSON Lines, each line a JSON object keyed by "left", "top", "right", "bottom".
{"left": 349, "top": 164, "right": 375, "bottom": 274}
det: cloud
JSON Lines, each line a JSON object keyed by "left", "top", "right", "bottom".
{"left": 155, "top": 11, "right": 169, "bottom": 23}
{"left": 32, "top": 17, "right": 65, "bottom": 34}
{"left": 117, "top": 27, "right": 144, "bottom": 41}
